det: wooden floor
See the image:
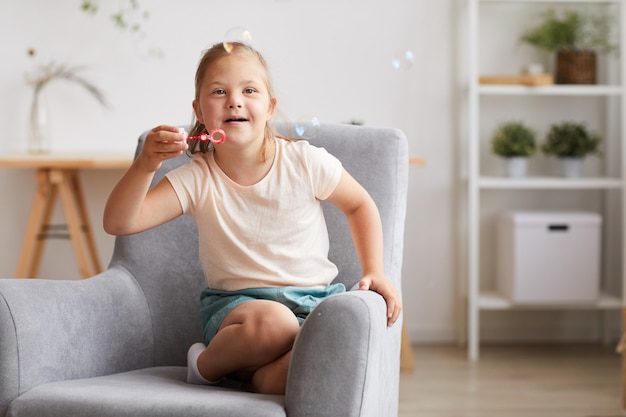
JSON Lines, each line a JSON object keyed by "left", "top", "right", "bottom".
{"left": 399, "top": 344, "right": 624, "bottom": 417}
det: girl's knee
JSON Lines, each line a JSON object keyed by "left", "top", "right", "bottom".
{"left": 250, "top": 303, "right": 299, "bottom": 349}
{"left": 225, "top": 300, "right": 299, "bottom": 354}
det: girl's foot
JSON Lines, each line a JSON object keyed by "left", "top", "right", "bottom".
{"left": 186, "top": 342, "right": 222, "bottom": 385}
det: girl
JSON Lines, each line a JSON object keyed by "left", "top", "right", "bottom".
{"left": 103, "top": 42, "right": 401, "bottom": 395}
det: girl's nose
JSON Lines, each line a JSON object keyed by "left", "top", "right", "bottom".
{"left": 227, "top": 94, "right": 243, "bottom": 109}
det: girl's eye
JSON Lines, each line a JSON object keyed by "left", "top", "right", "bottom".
{"left": 213, "top": 89, "right": 226, "bottom": 95}
{"left": 244, "top": 87, "right": 256, "bottom": 94}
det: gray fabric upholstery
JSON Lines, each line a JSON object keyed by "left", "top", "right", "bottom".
{"left": 0, "top": 123, "right": 408, "bottom": 417}
{"left": 9, "top": 367, "right": 285, "bottom": 417}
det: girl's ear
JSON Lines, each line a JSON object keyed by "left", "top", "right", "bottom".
{"left": 192, "top": 100, "right": 204, "bottom": 124}
{"left": 267, "top": 97, "right": 277, "bottom": 119}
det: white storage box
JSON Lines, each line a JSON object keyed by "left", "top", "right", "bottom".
{"left": 496, "top": 211, "right": 601, "bottom": 304}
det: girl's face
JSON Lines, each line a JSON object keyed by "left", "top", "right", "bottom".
{"left": 192, "top": 53, "right": 277, "bottom": 150}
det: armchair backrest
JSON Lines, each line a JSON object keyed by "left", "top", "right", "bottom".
{"left": 109, "top": 123, "right": 408, "bottom": 366}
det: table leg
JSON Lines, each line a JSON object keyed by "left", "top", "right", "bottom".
{"left": 400, "top": 321, "right": 415, "bottom": 372}
{"left": 17, "top": 168, "right": 103, "bottom": 279}
{"left": 55, "top": 169, "right": 101, "bottom": 278}
{"left": 68, "top": 171, "right": 102, "bottom": 274}
{"left": 16, "top": 169, "right": 58, "bottom": 278}
{"left": 31, "top": 175, "right": 59, "bottom": 277}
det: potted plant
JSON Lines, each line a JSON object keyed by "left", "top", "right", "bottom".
{"left": 541, "top": 121, "right": 602, "bottom": 177}
{"left": 519, "top": 9, "right": 616, "bottom": 84}
{"left": 491, "top": 121, "right": 537, "bottom": 178}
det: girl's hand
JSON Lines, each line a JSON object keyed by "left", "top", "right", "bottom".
{"left": 136, "top": 125, "right": 189, "bottom": 172}
{"left": 358, "top": 273, "right": 402, "bottom": 327}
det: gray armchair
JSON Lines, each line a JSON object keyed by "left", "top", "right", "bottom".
{"left": 0, "top": 123, "right": 409, "bottom": 417}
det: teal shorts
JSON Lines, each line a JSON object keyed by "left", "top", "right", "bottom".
{"left": 198, "top": 283, "right": 346, "bottom": 345}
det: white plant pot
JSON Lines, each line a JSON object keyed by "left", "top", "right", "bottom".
{"left": 561, "top": 157, "right": 584, "bottom": 178}
{"left": 505, "top": 157, "right": 528, "bottom": 178}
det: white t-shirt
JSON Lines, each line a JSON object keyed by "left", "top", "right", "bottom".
{"left": 165, "top": 138, "right": 343, "bottom": 291}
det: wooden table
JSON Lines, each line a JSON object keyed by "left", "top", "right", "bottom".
{"left": 0, "top": 153, "right": 133, "bottom": 279}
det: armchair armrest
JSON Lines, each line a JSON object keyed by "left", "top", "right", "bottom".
{"left": 0, "top": 266, "right": 154, "bottom": 411}
{"left": 285, "top": 290, "right": 401, "bottom": 417}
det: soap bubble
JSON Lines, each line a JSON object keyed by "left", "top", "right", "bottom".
{"left": 223, "top": 27, "right": 253, "bottom": 53}
{"left": 391, "top": 49, "right": 415, "bottom": 71}
{"left": 293, "top": 115, "right": 321, "bottom": 139}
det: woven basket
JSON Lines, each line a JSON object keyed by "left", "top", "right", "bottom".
{"left": 555, "top": 50, "right": 597, "bottom": 84}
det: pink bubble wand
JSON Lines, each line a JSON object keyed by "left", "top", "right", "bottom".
{"left": 185, "top": 128, "right": 226, "bottom": 145}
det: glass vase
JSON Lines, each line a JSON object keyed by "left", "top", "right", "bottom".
{"left": 28, "top": 89, "right": 51, "bottom": 154}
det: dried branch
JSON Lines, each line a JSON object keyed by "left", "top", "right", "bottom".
{"left": 25, "top": 61, "right": 108, "bottom": 108}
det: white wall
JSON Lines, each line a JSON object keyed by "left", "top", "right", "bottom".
{"left": 0, "top": 0, "right": 618, "bottom": 344}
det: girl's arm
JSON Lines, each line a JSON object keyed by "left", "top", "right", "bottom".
{"left": 326, "top": 168, "right": 402, "bottom": 327}
{"left": 103, "top": 125, "right": 188, "bottom": 236}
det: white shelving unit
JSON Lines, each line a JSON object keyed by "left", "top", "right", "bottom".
{"left": 467, "top": 0, "right": 626, "bottom": 360}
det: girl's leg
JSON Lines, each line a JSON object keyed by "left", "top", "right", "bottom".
{"left": 196, "top": 299, "right": 299, "bottom": 390}
{"left": 247, "top": 350, "right": 292, "bottom": 394}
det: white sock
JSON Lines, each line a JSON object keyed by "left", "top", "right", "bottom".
{"left": 186, "top": 342, "right": 221, "bottom": 385}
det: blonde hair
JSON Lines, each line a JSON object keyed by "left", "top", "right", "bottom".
{"left": 188, "top": 42, "right": 287, "bottom": 159}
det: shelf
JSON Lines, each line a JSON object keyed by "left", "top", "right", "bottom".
{"left": 477, "top": 84, "right": 624, "bottom": 96}
{"left": 467, "top": 0, "right": 626, "bottom": 361}
{"left": 478, "top": 176, "right": 624, "bottom": 189}
{"left": 478, "top": 290, "right": 622, "bottom": 310}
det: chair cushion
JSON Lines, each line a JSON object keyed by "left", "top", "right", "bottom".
{"left": 8, "top": 367, "right": 285, "bottom": 417}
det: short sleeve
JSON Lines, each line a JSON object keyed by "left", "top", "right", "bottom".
{"left": 164, "top": 155, "right": 207, "bottom": 215}
{"left": 304, "top": 143, "right": 343, "bottom": 200}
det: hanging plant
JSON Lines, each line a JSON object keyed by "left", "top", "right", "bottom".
{"left": 80, "top": 0, "right": 149, "bottom": 33}
{"left": 79, "top": 1, "right": 163, "bottom": 58}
